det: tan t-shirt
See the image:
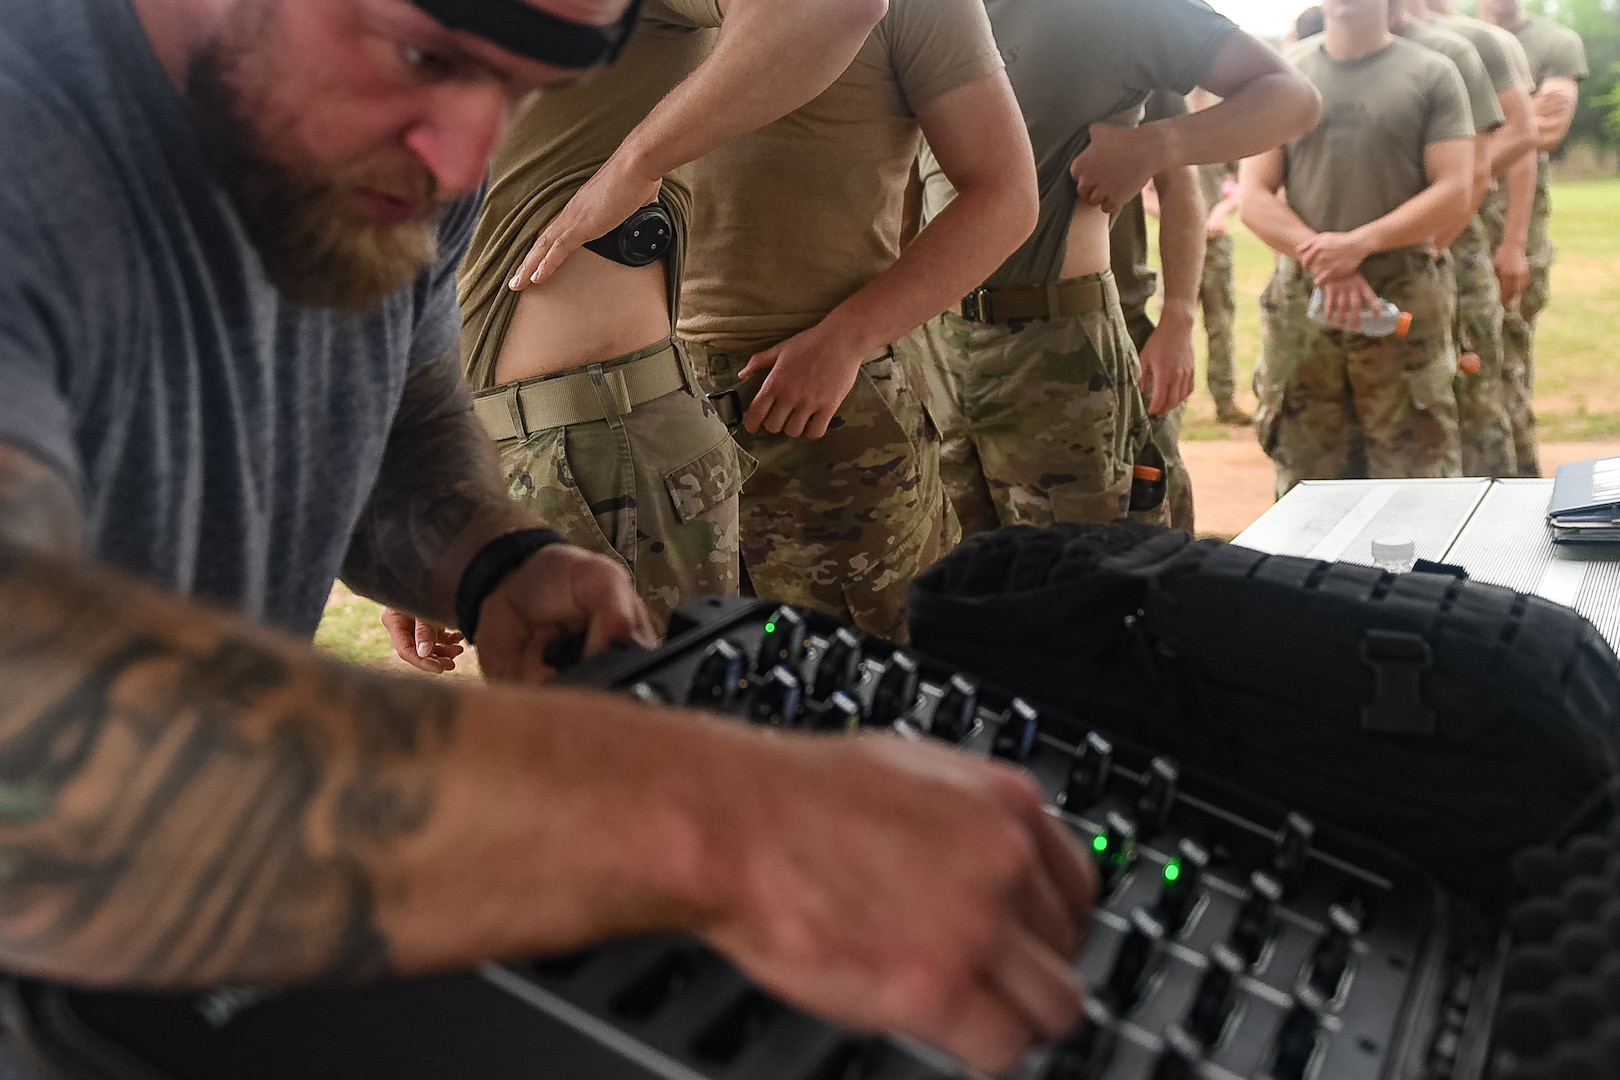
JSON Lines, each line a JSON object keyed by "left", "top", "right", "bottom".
{"left": 1282, "top": 37, "right": 1473, "bottom": 237}
{"left": 924, "top": 0, "right": 1236, "bottom": 289}
{"left": 675, "top": 0, "right": 1003, "bottom": 350}
{"left": 1396, "top": 20, "right": 1504, "bottom": 132}
{"left": 1109, "top": 90, "right": 1192, "bottom": 318}
{"left": 1511, "top": 13, "right": 1588, "bottom": 91}
{"left": 1432, "top": 13, "right": 1518, "bottom": 95}
{"left": 457, "top": 0, "right": 717, "bottom": 389}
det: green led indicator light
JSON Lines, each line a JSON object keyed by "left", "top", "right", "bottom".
{"left": 764, "top": 622, "right": 777, "bottom": 634}
{"left": 1164, "top": 861, "right": 1181, "bottom": 883}
{"left": 1092, "top": 835, "right": 1109, "bottom": 853}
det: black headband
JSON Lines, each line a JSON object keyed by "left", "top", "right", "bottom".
{"left": 410, "top": 0, "right": 645, "bottom": 70}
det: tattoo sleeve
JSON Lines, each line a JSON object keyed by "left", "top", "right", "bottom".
{"left": 0, "top": 443, "right": 461, "bottom": 987}
{"left": 340, "top": 349, "right": 529, "bottom": 623}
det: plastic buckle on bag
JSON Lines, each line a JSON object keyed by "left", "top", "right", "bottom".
{"left": 961, "top": 287, "right": 994, "bottom": 323}
{"left": 1358, "top": 629, "right": 1435, "bottom": 735}
{"left": 708, "top": 388, "right": 745, "bottom": 429}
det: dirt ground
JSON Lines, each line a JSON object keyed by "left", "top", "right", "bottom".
{"left": 1184, "top": 436, "right": 1620, "bottom": 539}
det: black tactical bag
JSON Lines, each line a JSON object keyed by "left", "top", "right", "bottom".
{"left": 908, "top": 523, "right": 1620, "bottom": 908}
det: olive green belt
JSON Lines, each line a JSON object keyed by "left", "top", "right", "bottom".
{"left": 951, "top": 276, "right": 1107, "bottom": 323}
{"left": 473, "top": 342, "right": 688, "bottom": 442}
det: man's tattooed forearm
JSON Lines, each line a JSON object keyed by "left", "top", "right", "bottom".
{"left": 341, "top": 349, "right": 513, "bottom": 618}
{"left": 0, "top": 540, "right": 458, "bottom": 987}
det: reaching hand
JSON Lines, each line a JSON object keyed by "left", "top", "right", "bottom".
{"left": 509, "top": 158, "right": 663, "bottom": 291}
{"left": 474, "top": 543, "right": 657, "bottom": 684}
{"left": 381, "top": 610, "right": 465, "bottom": 674}
{"left": 738, "top": 323, "right": 870, "bottom": 439}
{"left": 704, "top": 734, "right": 1098, "bottom": 1074}
{"left": 1070, "top": 124, "right": 1159, "bottom": 214}
{"left": 1137, "top": 320, "right": 1197, "bottom": 416}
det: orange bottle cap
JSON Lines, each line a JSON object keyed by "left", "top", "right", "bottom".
{"left": 1133, "top": 465, "right": 1164, "bottom": 482}
{"left": 1458, "top": 352, "right": 1481, "bottom": 374}
{"left": 1395, "top": 311, "right": 1413, "bottom": 336}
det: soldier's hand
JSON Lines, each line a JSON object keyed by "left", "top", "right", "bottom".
{"left": 1137, "top": 307, "right": 1197, "bottom": 416}
{"left": 701, "top": 734, "right": 1097, "bottom": 1074}
{"left": 1494, "top": 242, "right": 1530, "bottom": 304}
{"left": 1205, "top": 210, "right": 1229, "bottom": 240}
{"left": 1316, "top": 274, "right": 1382, "bottom": 332}
{"left": 1070, "top": 123, "right": 1160, "bottom": 214}
{"left": 510, "top": 158, "right": 663, "bottom": 291}
{"left": 475, "top": 544, "right": 657, "bottom": 684}
{"left": 381, "top": 610, "right": 465, "bottom": 674}
{"left": 738, "top": 322, "right": 867, "bottom": 439}
{"left": 1297, "top": 231, "right": 1373, "bottom": 285}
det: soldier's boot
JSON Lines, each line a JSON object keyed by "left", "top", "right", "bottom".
{"left": 1214, "top": 398, "right": 1253, "bottom": 426}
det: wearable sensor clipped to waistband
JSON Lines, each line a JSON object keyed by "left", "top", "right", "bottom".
{"left": 583, "top": 202, "right": 674, "bottom": 268}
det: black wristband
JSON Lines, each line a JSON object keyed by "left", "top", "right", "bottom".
{"left": 455, "top": 528, "right": 569, "bottom": 646}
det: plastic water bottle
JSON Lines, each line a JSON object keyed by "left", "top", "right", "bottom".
{"left": 1371, "top": 537, "right": 1416, "bottom": 574}
{"left": 1308, "top": 287, "right": 1413, "bottom": 337}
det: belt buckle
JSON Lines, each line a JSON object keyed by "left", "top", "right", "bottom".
{"left": 709, "top": 387, "right": 745, "bottom": 429}
{"left": 961, "top": 287, "right": 993, "bottom": 323}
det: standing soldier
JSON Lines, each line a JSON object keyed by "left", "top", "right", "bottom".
{"left": 1110, "top": 92, "right": 1207, "bottom": 532}
{"left": 1242, "top": 0, "right": 1474, "bottom": 495}
{"left": 900, "top": 0, "right": 1319, "bottom": 538}
{"left": 1482, "top": 0, "right": 1587, "bottom": 476}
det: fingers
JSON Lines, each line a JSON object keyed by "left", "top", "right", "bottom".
{"left": 984, "top": 924, "right": 1087, "bottom": 1043}
{"left": 381, "top": 609, "right": 455, "bottom": 674}
{"left": 510, "top": 232, "right": 555, "bottom": 291}
{"left": 923, "top": 980, "right": 1042, "bottom": 1075}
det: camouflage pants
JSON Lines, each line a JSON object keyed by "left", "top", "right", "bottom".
{"left": 684, "top": 339, "right": 957, "bottom": 643}
{"left": 1256, "top": 252, "right": 1461, "bottom": 498}
{"left": 497, "top": 340, "right": 751, "bottom": 635}
{"left": 1201, "top": 233, "right": 1238, "bottom": 406}
{"left": 1445, "top": 238, "right": 1515, "bottom": 478}
{"left": 1123, "top": 310, "right": 1195, "bottom": 534}
{"left": 900, "top": 270, "right": 1161, "bottom": 536}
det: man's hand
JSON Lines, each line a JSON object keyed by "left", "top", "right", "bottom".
{"left": 510, "top": 160, "right": 663, "bottom": 291}
{"left": 1494, "top": 240, "right": 1530, "bottom": 303}
{"left": 1297, "top": 230, "right": 1373, "bottom": 285}
{"left": 1138, "top": 314, "right": 1197, "bottom": 416}
{"left": 1315, "top": 273, "right": 1382, "bottom": 332}
{"left": 382, "top": 610, "right": 465, "bottom": 674}
{"left": 704, "top": 734, "right": 1097, "bottom": 1074}
{"left": 1206, "top": 211, "right": 1229, "bottom": 240}
{"left": 738, "top": 322, "right": 870, "bottom": 439}
{"left": 1070, "top": 123, "right": 1163, "bottom": 214}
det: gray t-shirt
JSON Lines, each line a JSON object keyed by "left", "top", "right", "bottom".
{"left": 0, "top": 0, "right": 475, "bottom": 635}
{"left": 921, "top": 0, "right": 1236, "bottom": 288}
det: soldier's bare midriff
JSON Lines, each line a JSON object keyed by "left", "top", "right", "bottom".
{"left": 1059, "top": 200, "right": 1113, "bottom": 280}
{"left": 493, "top": 253, "right": 673, "bottom": 384}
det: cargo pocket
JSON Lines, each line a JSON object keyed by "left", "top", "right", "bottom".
{"left": 1404, "top": 352, "right": 1459, "bottom": 414}
{"left": 664, "top": 436, "right": 754, "bottom": 524}
{"left": 1049, "top": 478, "right": 1131, "bottom": 525}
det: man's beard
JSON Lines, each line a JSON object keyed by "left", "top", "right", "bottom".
{"left": 183, "top": 45, "right": 444, "bottom": 314}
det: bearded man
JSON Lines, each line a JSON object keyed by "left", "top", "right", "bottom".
{"left": 0, "top": 0, "right": 1097, "bottom": 1072}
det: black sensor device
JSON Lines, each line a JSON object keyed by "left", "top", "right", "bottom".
{"left": 584, "top": 202, "right": 675, "bottom": 268}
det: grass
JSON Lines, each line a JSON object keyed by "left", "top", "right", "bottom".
{"left": 315, "top": 179, "right": 1620, "bottom": 662}
{"left": 1174, "top": 176, "right": 1620, "bottom": 443}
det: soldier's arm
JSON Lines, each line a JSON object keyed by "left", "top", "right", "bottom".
{"left": 1494, "top": 147, "right": 1537, "bottom": 301}
{"left": 1139, "top": 163, "right": 1203, "bottom": 415}
{"left": 1073, "top": 33, "right": 1320, "bottom": 212}
{"left": 1349, "top": 138, "right": 1473, "bottom": 255}
{"left": 1435, "top": 133, "right": 1492, "bottom": 251}
{"left": 514, "top": 0, "right": 888, "bottom": 288}
{"left": 738, "top": 69, "right": 1037, "bottom": 438}
{"left": 1138, "top": 33, "right": 1321, "bottom": 171}
{"left": 1490, "top": 80, "right": 1536, "bottom": 175}
{"left": 1531, "top": 76, "right": 1580, "bottom": 152}
{"left": 1238, "top": 146, "right": 1315, "bottom": 258}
